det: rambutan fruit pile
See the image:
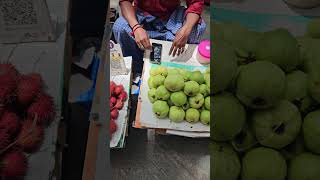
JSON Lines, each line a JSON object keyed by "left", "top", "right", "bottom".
{"left": 109, "top": 81, "right": 128, "bottom": 139}
{"left": 0, "top": 63, "right": 56, "bottom": 179}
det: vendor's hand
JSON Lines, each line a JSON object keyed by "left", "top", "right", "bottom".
{"left": 169, "top": 26, "right": 192, "bottom": 57}
{"left": 134, "top": 27, "right": 152, "bottom": 50}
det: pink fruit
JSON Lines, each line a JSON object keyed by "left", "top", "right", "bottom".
{"left": 114, "top": 85, "right": 124, "bottom": 96}
{"left": 0, "top": 106, "right": 4, "bottom": 118}
{"left": 110, "top": 109, "right": 119, "bottom": 120}
{"left": 118, "top": 91, "right": 127, "bottom": 102}
{"left": 110, "top": 81, "right": 116, "bottom": 96}
{"left": 16, "top": 73, "right": 42, "bottom": 105}
{"left": 0, "top": 63, "right": 19, "bottom": 104}
{"left": 0, "top": 131, "right": 10, "bottom": 151}
{"left": 0, "top": 63, "right": 19, "bottom": 76}
{"left": 0, "top": 76, "right": 17, "bottom": 105}
{"left": 110, "top": 97, "right": 117, "bottom": 105}
{"left": 110, "top": 119, "right": 117, "bottom": 137}
{"left": 0, "top": 111, "right": 20, "bottom": 136}
{"left": 114, "top": 99, "right": 124, "bottom": 110}
{"left": 27, "top": 93, "right": 55, "bottom": 125}
{"left": 0, "top": 150, "right": 27, "bottom": 178}
{"left": 16, "top": 119, "right": 44, "bottom": 153}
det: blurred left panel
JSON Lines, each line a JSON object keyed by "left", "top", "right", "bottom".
{"left": 0, "top": 0, "right": 111, "bottom": 179}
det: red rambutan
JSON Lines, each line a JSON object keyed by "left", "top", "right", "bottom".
{"left": 0, "top": 111, "right": 20, "bottom": 136}
{"left": 0, "top": 63, "right": 19, "bottom": 77}
{"left": 0, "top": 77, "right": 17, "bottom": 105}
{"left": 0, "top": 131, "right": 10, "bottom": 151}
{"left": 0, "top": 106, "right": 3, "bottom": 118}
{"left": 110, "top": 119, "right": 117, "bottom": 137}
{"left": 0, "top": 63, "right": 19, "bottom": 105}
{"left": 16, "top": 73, "right": 43, "bottom": 105}
{"left": 16, "top": 120, "right": 44, "bottom": 153}
{"left": 27, "top": 93, "right": 55, "bottom": 125}
{"left": 0, "top": 150, "right": 27, "bottom": 178}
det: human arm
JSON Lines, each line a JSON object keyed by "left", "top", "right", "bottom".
{"left": 119, "top": 0, "right": 151, "bottom": 49}
{"left": 169, "top": 0, "right": 204, "bottom": 56}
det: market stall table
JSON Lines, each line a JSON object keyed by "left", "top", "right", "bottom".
{"left": 134, "top": 39, "right": 210, "bottom": 138}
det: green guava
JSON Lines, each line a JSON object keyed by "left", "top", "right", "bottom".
{"left": 297, "top": 37, "right": 318, "bottom": 68}
{"left": 155, "top": 85, "right": 170, "bottom": 101}
{"left": 167, "top": 68, "right": 180, "bottom": 76}
{"left": 308, "top": 73, "right": 320, "bottom": 103}
{"left": 205, "top": 96, "right": 210, "bottom": 110}
{"left": 170, "top": 91, "right": 187, "bottom": 107}
{"left": 185, "top": 108, "right": 200, "bottom": 123}
{"left": 152, "top": 100, "right": 169, "bottom": 119}
{"left": 284, "top": 70, "right": 308, "bottom": 102}
{"left": 188, "top": 93, "right": 204, "bottom": 109}
{"left": 200, "top": 110, "right": 210, "bottom": 125}
{"left": 303, "top": 110, "right": 320, "bottom": 154}
{"left": 288, "top": 153, "right": 320, "bottom": 180}
{"left": 210, "top": 142, "right": 241, "bottom": 180}
{"left": 306, "top": 18, "right": 320, "bottom": 39}
{"left": 232, "top": 123, "right": 257, "bottom": 153}
{"left": 164, "top": 75, "right": 185, "bottom": 92}
{"left": 184, "top": 81, "right": 200, "bottom": 97}
{"left": 148, "top": 88, "right": 157, "bottom": 103}
{"left": 169, "top": 106, "right": 185, "bottom": 123}
{"left": 218, "top": 22, "right": 260, "bottom": 60}
{"left": 236, "top": 61, "right": 286, "bottom": 109}
{"left": 199, "top": 84, "right": 209, "bottom": 97}
{"left": 178, "top": 69, "right": 192, "bottom": 82}
{"left": 181, "top": 101, "right": 190, "bottom": 111}
{"left": 212, "top": 41, "right": 238, "bottom": 94}
{"left": 152, "top": 74, "right": 166, "bottom": 88}
{"left": 148, "top": 77, "right": 156, "bottom": 89}
{"left": 190, "top": 70, "right": 205, "bottom": 84}
{"left": 281, "top": 134, "right": 305, "bottom": 160}
{"left": 252, "top": 100, "right": 302, "bottom": 149}
{"left": 241, "top": 147, "right": 287, "bottom": 180}
{"left": 299, "top": 38, "right": 320, "bottom": 72}
{"left": 211, "top": 93, "right": 246, "bottom": 141}
{"left": 255, "top": 28, "right": 300, "bottom": 72}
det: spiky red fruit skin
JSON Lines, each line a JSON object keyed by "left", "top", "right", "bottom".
{"left": 110, "top": 81, "right": 116, "bottom": 96}
{"left": 0, "top": 111, "right": 20, "bottom": 136}
{"left": 0, "top": 76, "right": 17, "bottom": 105}
{"left": 110, "top": 119, "right": 117, "bottom": 138}
{"left": 0, "top": 131, "right": 10, "bottom": 151}
{"left": 16, "top": 73, "right": 43, "bottom": 105}
{"left": 0, "top": 106, "right": 3, "bottom": 118}
{"left": 16, "top": 120, "right": 44, "bottom": 153}
{"left": 0, "top": 64, "right": 19, "bottom": 77}
{"left": 27, "top": 93, "right": 55, "bottom": 125}
{"left": 0, "top": 64, "right": 19, "bottom": 104}
{"left": 0, "top": 150, "right": 27, "bottom": 178}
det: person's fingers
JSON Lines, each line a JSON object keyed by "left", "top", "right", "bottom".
{"left": 181, "top": 46, "right": 185, "bottom": 54}
{"left": 136, "top": 41, "right": 144, "bottom": 50}
{"left": 177, "top": 47, "right": 182, "bottom": 56}
{"left": 143, "top": 39, "right": 152, "bottom": 49}
{"left": 169, "top": 43, "right": 175, "bottom": 55}
{"left": 172, "top": 46, "right": 178, "bottom": 57}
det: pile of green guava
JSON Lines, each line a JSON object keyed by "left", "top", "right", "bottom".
{"left": 147, "top": 66, "right": 211, "bottom": 126}
{"left": 210, "top": 19, "right": 320, "bottom": 180}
